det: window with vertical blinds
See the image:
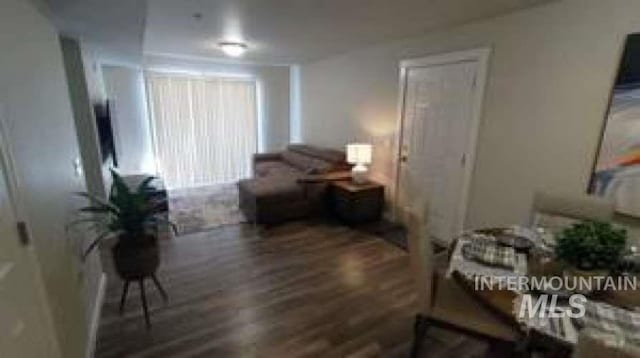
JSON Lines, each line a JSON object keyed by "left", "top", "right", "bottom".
{"left": 146, "top": 73, "right": 257, "bottom": 189}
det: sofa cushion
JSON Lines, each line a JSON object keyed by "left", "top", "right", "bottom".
{"left": 281, "top": 151, "right": 332, "bottom": 173}
{"left": 255, "top": 161, "right": 302, "bottom": 178}
{"left": 281, "top": 150, "right": 311, "bottom": 170}
{"left": 308, "top": 159, "right": 332, "bottom": 173}
{"left": 238, "top": 178, "right": 304, "bottom": 203}
{"left": 287, "top": 144, "right": 346, "bottom": 164}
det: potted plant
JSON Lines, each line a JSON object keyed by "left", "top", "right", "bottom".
{"left": 76, "top": 170, "right": 175, "bottom": 280}
{"left": 555, "top": 220, "right": 627, "bottom": 284}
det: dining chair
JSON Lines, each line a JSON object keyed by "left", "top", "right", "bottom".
{"left": 530, "top": 191, "right": 614, "bottom": 232}
{"left": 407, "top": 209, "right": 522, "bottom": 357}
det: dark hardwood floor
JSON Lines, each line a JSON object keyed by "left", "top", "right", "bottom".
{"left": 95, "top": 220, "right": 488, "bottom": 357}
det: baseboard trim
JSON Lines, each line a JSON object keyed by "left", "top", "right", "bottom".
{"left": 86, "top": 273, "right": 107, "bottom": 358}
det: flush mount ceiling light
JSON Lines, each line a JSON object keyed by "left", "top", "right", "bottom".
{"left": 219, "top": 42, "right": 248, "bottom": 57}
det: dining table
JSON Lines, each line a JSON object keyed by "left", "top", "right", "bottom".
{"left": 446, "top": 226, "right": 640, "bottom": 355}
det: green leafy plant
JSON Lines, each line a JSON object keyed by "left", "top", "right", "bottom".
{"left": 74, "top": 170, "right": 175, "bottom": 259}
{"left": 555, "top": 220, "right": 627, "bottom": 271}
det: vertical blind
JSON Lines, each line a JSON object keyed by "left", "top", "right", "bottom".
{"left": 146, "top": 73, "right": 257, "bottom": 189}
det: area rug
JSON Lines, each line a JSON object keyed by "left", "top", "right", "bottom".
{"left": 168, "top": 183, "right": 246, "bottom": 235}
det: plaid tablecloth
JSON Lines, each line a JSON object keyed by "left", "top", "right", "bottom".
{"left": 446, "top": 231, "right": 528, "bottom": 287}
{"left": 515, "top": 295, "right": 580, "bottom": 345}
{"left": 518, "top": 299, "right": 640, "bottom": 347}
{"left": 462, "top": 236, "right": 517, "bottom": 269}
{"left": 579, "top": 301, "right": 640, "bottom": 347}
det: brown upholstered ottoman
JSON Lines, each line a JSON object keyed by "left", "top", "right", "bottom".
{"left": 238, "top": 178, "right": 311, "bottom": 225}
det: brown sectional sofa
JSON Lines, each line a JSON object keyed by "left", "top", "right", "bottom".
{"left": 238, "top": 144, "right": 350, "bottom": 225}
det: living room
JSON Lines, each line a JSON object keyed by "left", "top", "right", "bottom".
{"left": 3, "top": 0, "right": 640, "bottom": 357}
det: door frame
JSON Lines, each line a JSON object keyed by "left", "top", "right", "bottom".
{"left": 392, "top": 47, "right": 491, "bottom": 236}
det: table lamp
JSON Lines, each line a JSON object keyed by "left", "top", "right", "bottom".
{"left": 346, "top": 143, "right": 372, "bottom": 184}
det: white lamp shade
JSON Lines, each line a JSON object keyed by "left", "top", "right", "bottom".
{"left": 346, "top": 143, "right": 372, "bottom": 164}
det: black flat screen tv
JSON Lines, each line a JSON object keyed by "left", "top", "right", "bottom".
{"left": 93, "top": 101, "right": 118, "bottom": 166}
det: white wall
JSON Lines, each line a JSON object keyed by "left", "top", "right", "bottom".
{"left": 78, "top": 43, "right": 116, "bottom": 196}
{"left": 81, "top": 43, "right": 107, "bottom": 103}
{"left": 299, "top": 0, "right": 640, "bottom": 230}
{"left": 59, "top": 36, "right": 106, "bottom": 358}
{"left": 144, "top": 54, "right": 290, "bottom": 152}
{"left": 61, "top": 38, "right": 108, "bottom": 200}
{"left": 103, "top": 65, "right": 155, "bottom": 174}
{"left": 0, "top": 0, "right": 91, "bottom": 356}
{"left": 258, "top": 65, "right": 291, "bottom": 152}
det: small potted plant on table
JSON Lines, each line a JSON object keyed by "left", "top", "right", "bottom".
{"left": 555, "top": 220, "right": 627, "bottom": 291}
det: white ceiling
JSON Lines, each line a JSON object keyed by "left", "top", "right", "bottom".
{"left": 48, "top": 0, "right": 554, "bottom": 66}
{"left": 47, "top": 0, "right": 147, "bottom": 64}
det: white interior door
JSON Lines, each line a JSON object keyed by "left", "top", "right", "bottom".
{"left": 396, "top": 49, "right": 489, "bottom": 245}
{"left": 0, "top": 110, "right": 59, "bottom": 357}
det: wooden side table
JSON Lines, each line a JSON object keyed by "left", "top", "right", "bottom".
{"left": 330, "top": 180, "right": 384, "bottom": 225}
